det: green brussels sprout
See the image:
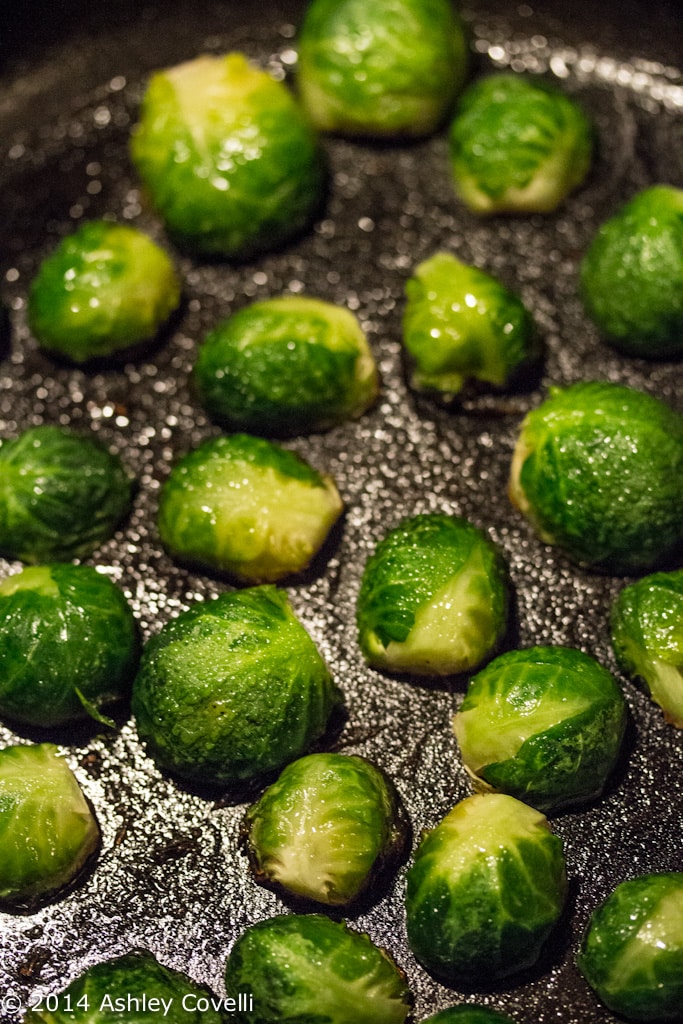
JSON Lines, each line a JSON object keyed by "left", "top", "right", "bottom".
{"left": 422, "top": 1009, "right": 517, "bottom": 1024}
{"left": 611, "top": 570, "right": 683, "bottom": 728}
{"left": 158, "top": 432, "right": 343, "bottom": 583}
{"left": 193, "top": 296, "right": 379, "bottom": 436}
{"left": 0, "top": 425, "right": 133, "bottom": 564}
{"left": 402, "top": 251, "right": 537, "bottom": 397}
{"left": 130, "top": 52, "right": 324, "bottom": 259}
{"left": 244, "top": 752, "right": 408, "bottom": 906}
{"left": 224, "top": 914, "right": 412, "bottom": 1024}
{"left": 357, "top": 513, "right": 508, "bottom": 676}
{"left": 0, "top": 743, "right": 99, "bottom": 910}
{"left": 0, "top": 564, "right": 139, "bottom": 729}
{"left": 453, "top": 646, "right": 627, "bottom": 813}
{"left": 28, "top": 221, "right": 181, "bottom": 364}
{"left": 580, "top": 185, "right": 683, "bottom": 358}
{"left": 405, "top": 792, "right": 567, "bottom": 984}
{"left": 23, "top": 950, "right": 225, "bottom": 1023}
{"left": 508, "top": 381, "right": 683, "bottom": 573}
{"left": 448, "top": 73, "right": 593, "bottom": 214}
{"left": 296, "top": 0, "right": 469, "bottom": 138}
{"left": 132, "top": 586, "right": 341, "bottom": 788}
{"left": 577, "top": 872, "right": 683, "bottom": 1022}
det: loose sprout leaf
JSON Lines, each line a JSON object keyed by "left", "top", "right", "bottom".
{"left": 422, "top": 1009, "right": 519, "bottom": 1024}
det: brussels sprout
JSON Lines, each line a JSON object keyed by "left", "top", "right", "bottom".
{"left": 402, "top": 252, "right": 537, "bottom": 397}
{"left": 0, "top": 425, "right": 133, "bottom": 564}
{"left": 611, "top": 570, "right": 683, "bottom": 728}
{"left": 224, "top": 914, "right": 412, "bottom": 1024}
{"left": 580, "top": 185, "right": 683, "bottom": 358}
{"left": 509, "top": 381, "right": 683, "bottom": 573}
{"left": 28, "top": 221, "right": 181, "bottom": 364}
{"left": 357, "top": 513, "right": 508, "bottom": 676}
{"left": 193, "top": 296, "right": 379, "bottom": 436}
{"left": 577, "top": 873, "right": 683, "bottom": 1022}
{"left": 23, "top": 950, "right": 225, "bottom": 1023}
{"left": 296, "top": 0, "right": 468, "bottom": 138}
{"left": 130, "top": 52, "right": 324, "bottom": 259}
{"left": 0, "top": 564, "right": 139, "bottom": 729}
{"left": 158, "top": 433, "right": 343, "bottom": 583}
{"left": 405, "top": 792, "right": 567, "bottom": 984}
{"left": 132, "top": 586, "right": 341, "bottom": 787}
{"left": 448, "top": 73, "right": 593, "bottom": 214}
{"left": 453, "top": 646, "right": 627, "bottom": 813}
{"left": 422, "top": 1009, "right": 517, "bottom": 1024}
{"left": 0, "top": 743, "right": 99, "bottom": 910}
{"left": 244, "top": 752, "right": 408, "bottom": 906}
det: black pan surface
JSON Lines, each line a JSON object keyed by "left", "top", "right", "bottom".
{"left": 0, "top": 2, "right": 682, "bottom": 1021}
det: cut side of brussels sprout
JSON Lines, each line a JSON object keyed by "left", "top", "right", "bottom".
{"left": 0, "top": 743, "right": 99, "bottom": 910}
{"left": 158, "top": 432, "right": 343, "bottom": 583}
{"left": 28, "top": 221, "right": 181, "bottom": 364}
{"left": 402, "top": 251, "right": 537, "bottom": 397}
{"left": 193, "top": 295, "right": 378, "bottom": 436}
{"left": 132, "top": 586, "right": 341, "bottom": 787}
{"left": 448, "top": 73, "right": 593, "bottom": 214}
{"left": 357, "top": 513, "right": 508, "bottom": 676}
{"left": 577, "top": 873, "right": 683, "bottom": 1022}
{"left": 453, "top": 646, "right": 627, "bottom": 812}
{"left": 405, "top": 792, "right": 567, "bottom": 984}
{"left": 508, "top": 381, "right": 683, "bottom": 573}
{"left": 224, "top": 914, "right": 412, "bottom": 1024}
{"left": 244, "top": 752, "right": 408, "bottom": 906}
{"left": 422, "top": 1009, "right": 518, "bottom": 1024}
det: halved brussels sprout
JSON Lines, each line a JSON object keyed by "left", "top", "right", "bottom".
{"left": 402, "top": 252, "right": 537, "bottom": 397}
{"left": 224, "top": 914, "right": 412, "bottom": 1024}
{"left": 132, "top": 586, "right": 341, "bottom": 787}
{"left": 23, "top": 950, "right": 225, "bottom": 1023}
{"left": 357, "top": 513, "right": 508, "bottom": 676}
{"left": 244, "top": 752, "right": 408, "bottom": 906}
{"left": 422, "top": 1009, "right": 517, "bottom": 1024}
{"left": 193, "top": 296, "right": 378, "bottom": 436}
{"left": 0, "top": 564, "right": 139, "bottom": 728}
{"left": 296, "top": 0, "right": 469, "bottom": 138}
{"left": 580, "top": 185, "right": 683, "bottom": 358}
{"left": 405, "top": 793, "right": 567, "bottom": 984}
{"left": 453, "top": 646, "right": 627, "bottom": 812}
{"left": 509, "top": 382, "right": 683, "bottom": 573}
{"left": 0, "top": 425, "right": 133, "bottom": 564}
{"left": 611, "top": 570, "right": 683, "bottom": 728}
{"left": 130, "top": 52, "right": 324, "bottom": 259}
{"left": 158, "top": 432, "right": 343, "bottom": 583}
{"left": 448, "top": 73, "right": 593, "bottom": 214}
{"left": 28, "top": 221, "right": 181, "bottom": 364}
{"left": 577, "top": 873, "right": 683, "bottom": 1022}
{"left": 0, "top": 743, "right": 99, "bottom": 910}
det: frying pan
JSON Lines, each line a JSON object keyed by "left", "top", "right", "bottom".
{"left": 0, "top": 1, "right": 682, "bottom": 1021}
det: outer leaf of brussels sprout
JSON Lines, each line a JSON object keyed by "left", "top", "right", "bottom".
{"left": 23, "top": 950, "right": 225, "bottom": 1023}
{"left": 0, "top": 564, "right": 139, "bottom": 728}
{"left": 577, "top": 873, "right": 683, "bottom": 1022}
{"left": 453, "top": 646, "right": 627, "bottom": 812}
{"left": 423, "top": 1009, "right": 518, "bottom": 1024}
{"left": 244, "top": 753, "right": 408, "bottom": 905}
{"left": 405, "top": 793, "right": 567, "bottom": 984}
{"left": 158, "top": 433, "right": 343, "bottom": 583}
{"left": 28, "top": 221, "right": 181, "bottom": 364}
{"left": 130, "top": 53, "right": 324, "bottom": 259}
{"left": 580, "top": 185, "right": 683, "bottom": 358}
{"left": 296, "top": 0, "right": 468, "bottom": 138}
{"left": 193, "top": 296, "right": 378, "bottom": 436}
{"left": 224, "top": 914, "right": 412, "bottom": 1024}
{"left": 357, "top": 513, "right": 508, "bottom": 675}
{"left": 611, "top": 570, "right": 683, "bottom": 728}
{"left": 448, "top": 74, "right": 592, "bottom": 214}
{"left": 0, "top": 743, "right": 99, "bottom": 909}
{"left": 508, "top": 381, "right": 683, "bottom": 573}
{"left": 0, "top": 425, "right": 133, "bottom": 564}
{"left": 132, "top": 586, "right": 341, "bottom": 786}
{"left": 402, "top": 252, "right": 536, "bottom": 395}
